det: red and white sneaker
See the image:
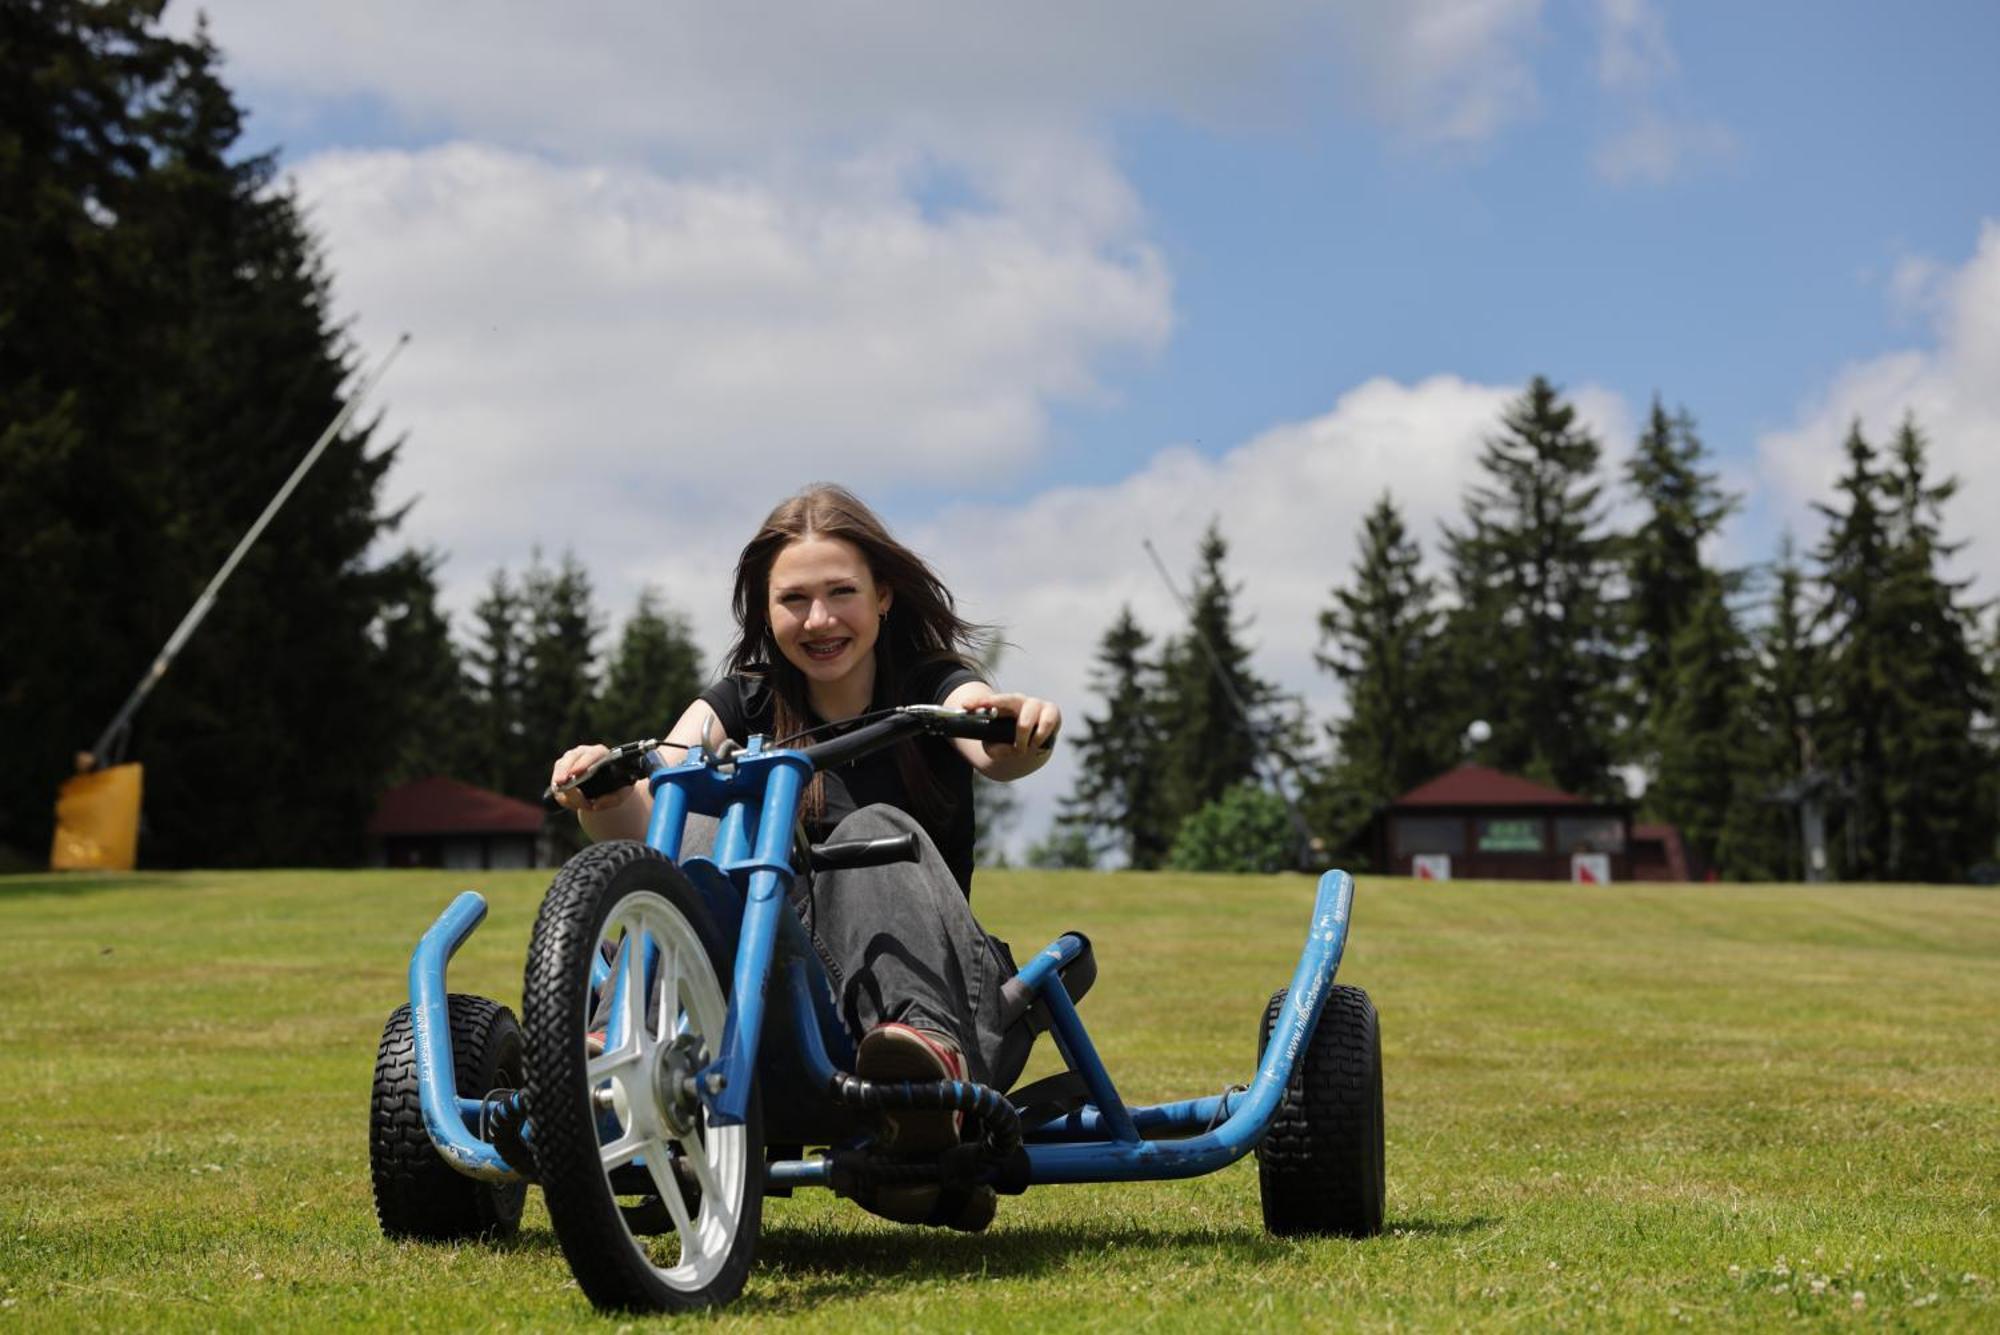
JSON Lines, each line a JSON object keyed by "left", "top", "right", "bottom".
{"left": 856, "top": 1022, "right": 966, "bottom": 1152}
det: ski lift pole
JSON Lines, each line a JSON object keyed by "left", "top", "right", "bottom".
{"left": 87, "top": 333, "right": 411, "bottom": 765}
{"left": 1141, "top": 536, "right": 1320, "bottom": 870}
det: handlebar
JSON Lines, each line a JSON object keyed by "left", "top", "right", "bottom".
{"left": 796, "top": 705, "right": 1019, "bottom": 771}
{"left": 543, "top": 706, "right": 1035, "bottom": 809}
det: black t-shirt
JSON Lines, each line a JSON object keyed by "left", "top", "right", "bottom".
{"left": 697, "top": 660, "right": 985, "bottom": 897}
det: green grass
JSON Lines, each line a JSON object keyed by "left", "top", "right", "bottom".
{"left": 2, "top": 868, "right": 1996, "bottom": 1331}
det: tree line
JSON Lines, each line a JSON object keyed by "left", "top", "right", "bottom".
{"left": 1050, "top": 379, "right": 1999, "bottom": 883}
{"left": 8, "top": 3, "right": 1993, "bottom": 880}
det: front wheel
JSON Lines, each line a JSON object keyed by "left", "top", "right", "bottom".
{"left": 523, "top": 841, "right": 762, "bottom": 1312}
{"left": 1254, "top": 984, "right": 1385, "bottom": 1237}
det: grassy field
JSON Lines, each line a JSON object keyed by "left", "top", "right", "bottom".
{"left": 1, "top": 866, "right": 1996, "bottom": 1331}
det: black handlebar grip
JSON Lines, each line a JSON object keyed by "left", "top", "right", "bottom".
{"left": 808, "top": 833, "right": 921, "bottom": 871}
{"left": 932, "top": 710, "right": 1021, "bottom": 744}
{"left": 542, "top": 746, "right": 655, "bottom": 811}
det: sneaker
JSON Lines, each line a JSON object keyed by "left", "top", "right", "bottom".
{"left": 853, "top": 1023, "right": 968, "bottom": 1227}
{"left": 855, "top": 1023, "right": 966, "bottom": 1152}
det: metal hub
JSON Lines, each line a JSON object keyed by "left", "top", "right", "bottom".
{"left": 652, "top": 1032, "right": 707, "bottom": 1136}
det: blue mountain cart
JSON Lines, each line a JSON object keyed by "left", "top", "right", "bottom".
{"left": 368, "top": 706, "right": 1384, "bottom": 1313}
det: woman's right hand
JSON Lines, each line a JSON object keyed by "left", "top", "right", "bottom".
{"left": 549, "top": 743, "right": 628, "bottom": 812}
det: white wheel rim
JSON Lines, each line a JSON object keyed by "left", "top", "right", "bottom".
{"left": 587, "top": 890, "right": 744, "bottom": 1291}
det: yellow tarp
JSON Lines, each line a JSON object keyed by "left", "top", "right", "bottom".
{"left": 51, "top": 764, "right": 143, "bottom": 871}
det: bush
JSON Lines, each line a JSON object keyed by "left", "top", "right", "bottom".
{"left": 1167, "top": 784, "right": 1294, "bottom": 874}
{"left": 1024, "top": 826, "right": 1097, "bottom": 870}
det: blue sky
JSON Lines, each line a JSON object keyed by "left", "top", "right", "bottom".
{"left": 170, "top": 1, "right": 2000, "bottom": 840}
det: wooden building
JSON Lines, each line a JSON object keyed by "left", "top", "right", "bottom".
{"left": 367, "top": 776, "right": 549, "bottom": 870}
{"left": 1371, "top": 763, "right": 1644, "bottom": 881}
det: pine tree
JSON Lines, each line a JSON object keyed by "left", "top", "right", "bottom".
{"left": 1813, "top": 422, "right": 1894, "bottom": 879}
{"left": 1057, "top": 606, "right": 1171, "bottom": 868}
{"left": 1623, "top": 398, "right": 1739, "bottom": 769}
{"left": 1875, "top": 418, "right": 1995, "bottom": 880}
{"left": 1437, "top": 377, "right": 1622, "bottom": 796}
{"left": 372, "top": 549, "right": 472, "bottom": 784}
{"left": 518, "top": 551, "right": 604, "bottom": 802}
{"left": 969, "top": 643, "right": 1020, "bottom": 866}
{"left": 1650, "top": 574, "right": 1754, "bottom": 875}
{"left": 1316, "top": 493, "right": 1450, "bottom": 848}
{"left": 1158, "top": 523, "right": 1284, "bottom": 826}
{"left": 596, "top": 587, "right": 705, "bottom": 742}
{"left": 1732, "top": 538, "right": 1818, "bottom": 881}
{"left": 2, "top": 2, "right": 428, "bottom": 864}
{"left": 464, "top": 570, "right": 528, "bottom": 796}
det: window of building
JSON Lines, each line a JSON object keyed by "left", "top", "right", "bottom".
{"left": 1475, "top": 816, "right": 1545, "bottom": 853}
{"left": 1392, "top": 815, "right": 1464, "bottom": 857}
{"left": 1555, "top": 815, "right": 1626, "bottom": 854}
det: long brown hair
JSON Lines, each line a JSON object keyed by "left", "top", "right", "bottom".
{"left": 724, "top": 484, "right": 990, "bottom": 821}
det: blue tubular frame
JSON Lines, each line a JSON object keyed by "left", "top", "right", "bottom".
{"left": 760, "top": 868, "right": 1356, "bottom": 1188}
{"left": 407, "top": 891, "right": 525, "bottom": 1183}
{"left": 406, "top": 729, "right": 1358, "bottom": 1191}
{"left": 1020, "top": 869, "right": 1352, "bottom": 1182}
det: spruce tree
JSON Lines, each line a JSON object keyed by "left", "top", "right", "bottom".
{"left": 464, "top": 570, "right": 528, "bottom": 796}
{"left": 969, "top": 643, "right": 1020, "bottom": 866}
{"left": 1813, "top": 422, "right": 1894, "bottom": 879}
{"left": 518, "top": 551, "right": 604, "bottom": 802}
{"left": 596, "top": 587, "right": 705, "bottom": 742}
{"left": 1650, "top": 574, "right": 1755, "bottom": 876}
{"left": 1623, "top": 398, "right": 1739, "bottom": 769}
{"left": 1437, "top": 377, "right": 1622, "bottom": 795}
{"left": 1875, "top": 418, "right": 1994, "bottom": 880}
{"left": 1733, "top": 538, "right": 1818, "bottom": 881}
{"left": 2, "top": 1, "right": 432, "bottom": 864}
{"left": 1158, "top": 523, "right": 1281, "bottom": 822}
{"left": 1316, "top": 492, "right": 1450, "bottom": 846}
{"left": 373, "top": 549, "right": 472, "bottom": 784}
{"left": 1057, "top": 606, "right": 1171, "bottom": 868}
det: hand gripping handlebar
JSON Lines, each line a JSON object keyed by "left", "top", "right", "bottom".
{"left": 542, "top": 706, "right": 1030, "bottom": 810}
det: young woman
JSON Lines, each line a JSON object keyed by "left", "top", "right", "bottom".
{"left": 549, "top": 483, "right": 1060, "bottom": 1228}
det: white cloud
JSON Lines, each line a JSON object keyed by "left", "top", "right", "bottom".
{"left": 1887, "top": 251, "right": 1948, "bottom": 322}
{"left": 1595, "top": 0, "right": 1675, "bottom": 90}
{"left": 178, "top": 0, "right": 1551, "bottom": 159}
{"left": 1758, "top": 220, "right": 2000, "bottom": 594}
{"left": 1593, "top": 113, "right": 1738, "bottom": 187}
{"left": 1327, "top": 0, "right": 1547, "bottom": 146}
{"left": 295, "top": 141, "right": 1170, "bottom": 618}
{"left": 1588, "top": 0, "right": 1736, "bottom": 186}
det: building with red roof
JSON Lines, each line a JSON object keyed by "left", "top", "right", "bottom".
{"left": 1370, "top": 763, "right": 1684, "bottom": 882}
{"left": 367, "top": 776, "right": 550, "bottom": 870}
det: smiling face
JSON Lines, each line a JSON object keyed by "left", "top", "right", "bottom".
{"left": 765, "top": 535, "right": 892, "bottom": 706}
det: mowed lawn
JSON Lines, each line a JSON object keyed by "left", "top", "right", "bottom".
{"left": 1, "top": 866, "right": 1996, "bottom": 1331}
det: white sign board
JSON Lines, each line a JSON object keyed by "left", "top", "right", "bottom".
{"left": 1412, "top": 853, "right": 1451, "bottom": 882}
{"left": 1572, "top": 852, "right": 1611, "bottom": 885}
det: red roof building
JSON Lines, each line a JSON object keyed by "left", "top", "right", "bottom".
{"left": 367, "top": 776, "right": 550, "bottom": 871}
{"left": 1372, "top": 763, "right": 1646, "bottom": 882}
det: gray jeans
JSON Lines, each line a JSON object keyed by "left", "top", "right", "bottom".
{"left": 684, "top": 804, "right": 1031, "bottom": 1091}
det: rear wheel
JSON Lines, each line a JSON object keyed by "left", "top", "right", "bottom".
{"left": 370, "top": 994, "right": 527, "bottom": 1240}
{"left": 523, "top": 841, "right": 762, "bottom": 1312}
{"left": 1254, "top": 984, "right": 1385, "bottom": 1237}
